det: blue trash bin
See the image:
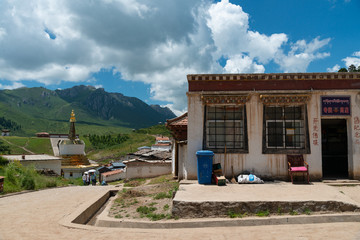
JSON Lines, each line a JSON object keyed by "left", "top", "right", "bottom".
{"left": 196, "top": 150, "right": 214, "bottom": 184}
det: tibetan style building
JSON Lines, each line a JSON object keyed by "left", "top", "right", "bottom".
{"left": 176, "top": 72, "right": 360, "bottom": 181}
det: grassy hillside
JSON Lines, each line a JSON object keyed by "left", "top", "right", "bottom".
{"left": 85, "top": 133, "right": 155, "bottom": 163}
{"left": 0, "top": 86, "right": 176, "bottom": 137}
{"left": 0, "top": 124, "right": 171, "bottom": 164}
{"left": 0, "top": 87, "right": 138, "bottom": 136}
{"left": 0, "top": 136, "right": 53, "bottom": 155}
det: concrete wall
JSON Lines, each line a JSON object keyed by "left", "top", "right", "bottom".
{"left": 21, "top": 160, "right": 62, "bottom": 175}
{"left": 186, "top": 90, "right": 360, "bottom": 180}
{"left": 59, "top": 144, "right": 85, "bottom": 155}
{"left": 102, "top": 171, "right": 126, "bottom": 182}
{"left": 125, "top": 162, "right": 171, "bottom": 179}
{"left": 62, "top": 169, "right": 84, "bottom": 179}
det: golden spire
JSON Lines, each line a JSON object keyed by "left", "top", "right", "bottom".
{"left": 70, "top": 110, "right": 76, "bottom": 122}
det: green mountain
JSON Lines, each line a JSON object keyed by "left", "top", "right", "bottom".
{"left": 0, "top": 86, "right": 176, "bottom": 136}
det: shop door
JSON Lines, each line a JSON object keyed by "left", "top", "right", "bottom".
{"left": 321, "top": 119, "right": 348, "bottom": 178}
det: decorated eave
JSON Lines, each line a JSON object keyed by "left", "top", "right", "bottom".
{"left": 260, "top": 94, "right": 311, "bottom": 105}
{"left": 187, "top": 72, "right": 360, "bottom": 92}
{"left": 166, "top": 112, "right": 188, "bottom": 141}
{"left": 201, "top": 95, "right": 249, "bottom": 105}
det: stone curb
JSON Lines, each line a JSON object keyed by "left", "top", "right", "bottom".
{"left": 94, "top": 213, "right": 360, "bottom": 229}
{"left": 58, "top": 189, "right": 360, "bottom": 230}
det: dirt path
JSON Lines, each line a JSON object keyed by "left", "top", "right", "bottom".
{"left": 1, "top": 186, "right": 360, "bottom": 240}
{"left": 0, "top": 136, "right": 35, "bottom": 154}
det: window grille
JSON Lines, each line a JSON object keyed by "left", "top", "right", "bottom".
{"left": 264, "top": 105, "right": 306, "bottom": 150}
{"left": 205, "top": 105, "right": 247, "bottom": 153}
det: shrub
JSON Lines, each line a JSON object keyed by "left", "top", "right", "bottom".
{"left": 0, "top": 156, "right": 9, "bottom": 166}
{"left": 21, "top": 174, "right": 35, "bottom": 190}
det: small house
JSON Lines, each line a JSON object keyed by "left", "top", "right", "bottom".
{"left": 1, "top": 129, "right": 10, "bottom": 136}
{"left": 182, "top": 72, "right": 360, "bottom": 181}
{"left": 2, "top": 154, "right": 62, "bottom": 175}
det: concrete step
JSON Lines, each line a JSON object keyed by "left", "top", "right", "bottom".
{"left": 323, "top": 179, "right": 360, "bottom": 186}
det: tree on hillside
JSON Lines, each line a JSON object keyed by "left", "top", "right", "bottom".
{"left": 0, "top": 140, "right": 10, "bottom": 154}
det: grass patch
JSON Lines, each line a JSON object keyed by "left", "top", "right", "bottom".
{"left": 0, "top": 161, "right": 76, "bottom": 194}
{"left": 153, "top": 192, "right": 172, "bottom": 200}
{"left": 227, "top": 210, "right": 247, "bottom": 218}
{"left": 136, "top": 206, "right": 157, "bottom": 215}
{"left": 108, "top": 179, "right": 125, "bottom": 185}
{"left": 148, "top": 174, "right": 173, "bottom": 185}
{"left": 304, "top": 208, "right": 312, "bottom": 215}
{"left": 163, "top": 204, "right": 169, "bottom": 211}
{"left": 256, "top": 210, "right": 270, "bottom": 217}
{"left": 124, "top": 178, "right": 146, "bottom": 187}
{"left": 290, "top": 209, "right": 299, "bottom": 215}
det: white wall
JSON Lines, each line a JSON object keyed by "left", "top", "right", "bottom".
{"left": 186, "top": 90, "right": 360, "bottom": 180}
{"left": 186, "top": 93, "right": 204, "bottom": 179}
{"left": 21, "top": 160, "right": 62, "bottom": 175}
{"left": 59, "top": 143, "right": 85, "bottom": 155}
{"left": 103, "top": 171, "right": 126, "bottom": 182}
{"left": 125, "top": 162, "right": 171, "bottom": 179}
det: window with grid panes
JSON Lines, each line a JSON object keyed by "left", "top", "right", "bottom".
{"left": 264, "top": 105, "right": 308, "bottom": 152}
{"left": 205, "top": 105, "right": 248, "bottom": 153}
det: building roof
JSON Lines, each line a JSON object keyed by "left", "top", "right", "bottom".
{"left": 132, "top": 149, "right": 172, "bottom": 160}
{"left": 2, "top": 154, "right": 62, "bottom": 161}
{"left": 112, "top": 162, "right": 126, "bottom": 168}
{"left": 166, "top": 112, "right": 188, "bottom": 141}
{"left": 102, "top": 169, "right": 124, "bottom": 177}
{"left": 187, "top": 72, "right": 360, "bottom": 92}
{"left": 155, "top": 136, "right": 170, "bottom": 141}
{"left": 123, "top": 159, "right": 171, "bottom": 165}
{"left": 152, "top": 143, "right": 171, "bottom": 146}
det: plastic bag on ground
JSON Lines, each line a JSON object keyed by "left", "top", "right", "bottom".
{"left": 237, "top": 174, "right": 264, "bottom": 184}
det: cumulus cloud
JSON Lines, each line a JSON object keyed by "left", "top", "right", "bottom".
{"left": 342, "top": 51, "right": 360, "bottom": 67}
{"left": 327, "top": 64, "right": 340, "bottom": 72}
{"left": 274, "top": 37, "right": 331, "bottom": 72}
{"left": 224, "top": 55, "right": 265, "bottom": 73}
{"left": 0, "top": 82, "right": 25, "bottom": 90}
{"left": 0, "top": 0, "right": 332, "bottom": 114}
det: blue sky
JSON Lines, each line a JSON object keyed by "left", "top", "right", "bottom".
{"left": 0, "top": 0, "right": 359, "bottom": 115}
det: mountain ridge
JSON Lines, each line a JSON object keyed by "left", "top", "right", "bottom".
{"left": 0, "top": 85, "right": 176, "bottom": 136}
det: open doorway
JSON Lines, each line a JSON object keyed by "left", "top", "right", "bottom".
{"left": 321, "top": 119, "right": 348, "bottom": 178}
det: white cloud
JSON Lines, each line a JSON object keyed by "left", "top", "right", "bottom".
{"left": 341, "top": 51, "right": 360, "bottom": 68}
{"left": 353, "top": 51, "right": 360, "bottom": 57}
{"left": 224, "top": 55, "right": 265, "bottom": 73}
{"left": 327, "top": 64, "right": 340, "bottom": 72}
{"left": 0, "top": 0, "right": 332, "bottom": 114}
{"left": 274, "top": 37, "right": 331, "bottom": 72}
{"left": 0, "top": 82, "right": 25, "bottom": 90}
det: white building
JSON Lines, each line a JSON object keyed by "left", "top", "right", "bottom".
{"left": 151, "top": 136, "right": 172, "bottom": 152}
{"left": 182, "top": 72, "right": 360, "bottom": 181}
{"left": 2, "top": 154, "right": 62, "bottom": 175}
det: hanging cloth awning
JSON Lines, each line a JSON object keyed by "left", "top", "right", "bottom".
{"left": 260, "top": 94, "right": 311, "bottom": 105}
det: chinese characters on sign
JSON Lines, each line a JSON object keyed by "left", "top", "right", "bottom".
{"left": 321, "top": 96, "right": 351, "bottom": 116}
{"left": 312, "top": 118, "right": 319, "bottom": 146}
{"left": 354, "top": 117, "right": 360, "bottom": 145}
